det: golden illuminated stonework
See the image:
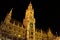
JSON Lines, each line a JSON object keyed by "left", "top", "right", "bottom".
{"left": 0, "top": 2, "right": 59, "bottom": 40}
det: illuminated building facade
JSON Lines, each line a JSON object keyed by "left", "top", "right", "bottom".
{"left": 0, "top": 2, "right": 58, "bottom": 40}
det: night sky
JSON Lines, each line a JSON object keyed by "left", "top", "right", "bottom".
{"left": 0, "top": 0, "right": 60, "bottom": 35}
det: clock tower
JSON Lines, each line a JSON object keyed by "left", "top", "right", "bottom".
{"left": 23, "top": 2, "right": 35, "bottom": 40}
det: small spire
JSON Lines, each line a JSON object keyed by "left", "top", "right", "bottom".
{"left": 47, "top": 27, "right": 53, "bottom": 37}
{"left": 8, "top": 8, "right": 13, "bottom": 16}
{"left": 17, "top": 23, "right": 19, "bottom": 27}
{"left": 48, "top": 27, "right": 51, "bottom": 32}
{"left": 48, "top": 27, "right": 53, "bottom": 35}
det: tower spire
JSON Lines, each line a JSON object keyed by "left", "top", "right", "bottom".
{"left": 4, "top": 8, "right": 13, "bottom": 23}
{"left": 25, "top": 2, "right": 34, "bottom": 18}
{"left": 28, "top": 2, "right": 32, "bottom": 10}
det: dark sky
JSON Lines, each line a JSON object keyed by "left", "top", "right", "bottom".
{"left": 0, "top": 0, "right": 60, "bottom": 35}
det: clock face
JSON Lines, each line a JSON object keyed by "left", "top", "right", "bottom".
{"left": 30, "top": 23, "right": 33, "bottom": 28}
